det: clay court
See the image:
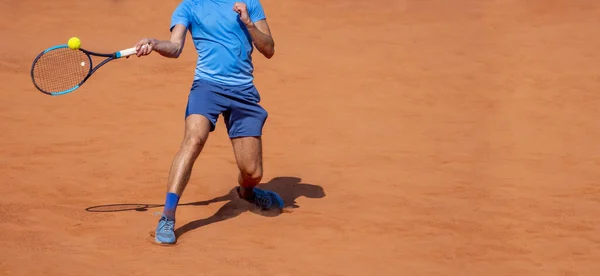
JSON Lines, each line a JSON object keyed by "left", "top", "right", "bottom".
{"left": 1, "top": 0, "right": 599, "bottom": 275}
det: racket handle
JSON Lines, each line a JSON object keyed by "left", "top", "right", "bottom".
{"left": 115, "top": 47, "right": 138, "bottom": 58}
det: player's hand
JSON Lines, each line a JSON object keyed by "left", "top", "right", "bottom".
{"left": 135, "top": 38, "right": 157, "bottom": 57}
{"left": 233, "top": 2, "right": 253, "bottom": 28}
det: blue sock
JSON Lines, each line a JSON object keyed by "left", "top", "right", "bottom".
{"left": 163, "top": 192, "right": 180, "bottom": 219}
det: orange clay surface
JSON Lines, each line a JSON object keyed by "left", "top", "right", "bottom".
{"left": 1, "top": 0, "right": 600, "bottom": 275}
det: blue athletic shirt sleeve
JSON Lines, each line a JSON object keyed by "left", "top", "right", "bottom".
{"left": 170, "top": 1, "right": 192, "bottom": 31}
{"left": 246, "top": 0, "right": 266, "bottom": 22}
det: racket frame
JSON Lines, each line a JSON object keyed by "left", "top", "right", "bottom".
{"left": 30, "top": 44, "right": 139, "bottom": 96}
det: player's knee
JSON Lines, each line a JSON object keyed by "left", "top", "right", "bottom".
{"left": 182, "top": 134, "right": 206, "bottom": 152}
{"left": 240, "top": 164, "right": 263, "bottom": 183}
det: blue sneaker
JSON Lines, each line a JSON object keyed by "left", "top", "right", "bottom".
{"left": 249, "top": 187, "right": 284, "bottom": 210}
{"left": 154, "top": 215, "right": 176, "bottom": 244}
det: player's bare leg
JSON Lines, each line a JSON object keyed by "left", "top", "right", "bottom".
{"left": 166, "top": 114, "right": 212, "bottom": 198}
{"left": 232, "top": 136, "right": 263, "bottom": 197}
{"left": 232, "top": 136, "right": 283, "bottom": 209}
{"left": 155, "top": 114, "right": 211, "bottom": 244}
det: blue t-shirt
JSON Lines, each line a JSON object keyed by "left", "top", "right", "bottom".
{"left": 170, "top": 0, "right": 266, "bottom": 87}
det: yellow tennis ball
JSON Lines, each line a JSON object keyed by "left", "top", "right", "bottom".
{"left": 68, "top": 37, "right": 81, "bottom": 50}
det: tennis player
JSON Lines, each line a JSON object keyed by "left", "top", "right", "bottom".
{"left": 133, "top": 0, "right": 283, "bottom": 245}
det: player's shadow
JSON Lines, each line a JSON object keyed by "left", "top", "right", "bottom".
{"left": 84, "top": 177, "right": 325, "bottom": 239}
{"left": 174, "top": 177, "right": 325, "bottom": 238}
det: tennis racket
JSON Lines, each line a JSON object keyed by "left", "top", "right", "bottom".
{"left": 30, "top": 44, "right": 144, "bottom": 96}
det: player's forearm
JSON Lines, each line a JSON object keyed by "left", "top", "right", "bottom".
{"left": 153, "top": 40, "right": 183, "bottom": 58}
{"left": 247, "top": 25, "right": 274, "bottom": 59}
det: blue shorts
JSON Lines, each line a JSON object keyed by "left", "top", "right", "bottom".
{"left": 185, "top": 79, "right": 268, "bottom": 138}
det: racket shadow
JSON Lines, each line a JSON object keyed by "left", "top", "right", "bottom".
{"left": 85, "top": 196, "right": 229, "bottom": 213}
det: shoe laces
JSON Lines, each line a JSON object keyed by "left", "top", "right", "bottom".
{"left": 159, "top": 217, "right": 175, "bottom": 232}
{"left": 254, "top": 193, "right": 272, "bottom": 208}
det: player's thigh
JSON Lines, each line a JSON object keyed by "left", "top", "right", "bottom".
{"left": 185, "top": 79, "right": 229, "bottom": 133}
{"left": 224, "top": 85, "right": 267, "bottom": 174}
{"left": 181, "top": 114, "right": 212, "bottom": 148}
{"left": 231, "top": 136, "right": 263, "bottom": 175}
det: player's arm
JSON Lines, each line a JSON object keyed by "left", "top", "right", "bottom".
{"left": 233, "top": 2, "right": 275, "bottom": 59}
{"left": 247, "top": 20, "right": 275, "bottom": 59}
{"left": 134, "top": 24, "right": 187, "bottom": 58}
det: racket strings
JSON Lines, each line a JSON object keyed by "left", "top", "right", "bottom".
{"left": 32, "top": 48, "right": 90, "bottom": 93}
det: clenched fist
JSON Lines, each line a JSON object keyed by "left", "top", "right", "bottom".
{"left": 233, "top": 2, "right": 253, "bottom": 28}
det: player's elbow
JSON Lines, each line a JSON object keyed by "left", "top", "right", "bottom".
{"left": 263, "top": 45, "right": 275, "bottom": 59}
{"left": 264, "top": 49, "right": 274, "bottom": 59}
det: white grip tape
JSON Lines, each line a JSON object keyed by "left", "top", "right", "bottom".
{"left": 116, "top": 47, "right": 138, "bottom": 58}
